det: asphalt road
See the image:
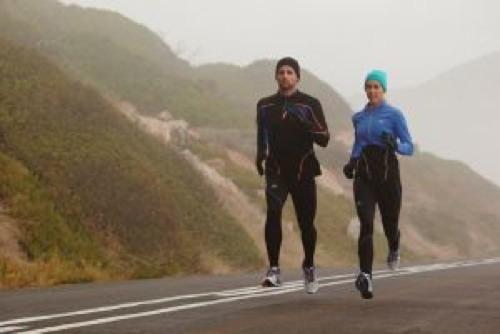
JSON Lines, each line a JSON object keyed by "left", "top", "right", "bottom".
{"left": 1, "top": 258, "right": 500, "bottom": 333}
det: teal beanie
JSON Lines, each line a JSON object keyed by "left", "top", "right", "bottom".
{"left": 365, "top": 70, "right": 387, "bottom": 92}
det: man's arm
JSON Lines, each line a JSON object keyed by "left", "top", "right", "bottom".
{"left": 255, "top": 102, "right": 268, "bottom": 175}
{"left": 309, "top": 99, "right": 330, "bottom": 147}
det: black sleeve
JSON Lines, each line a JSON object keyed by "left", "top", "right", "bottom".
{"left": 256, "top": 100, "right": 268, "bottom": 160}
{"left": 309, "top": 98, "right": 330, "bottom": 147}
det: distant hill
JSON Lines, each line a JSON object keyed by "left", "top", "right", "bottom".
{"left": 390, "top": 52, "right": 500, "bottom": 185}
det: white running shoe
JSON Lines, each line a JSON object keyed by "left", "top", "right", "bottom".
{"left": 261, "top": 267, "right": 281, "bottom": 287}
{"left": 303, "top": 266, "right": 319, "bottom": 294}
{"left": 387, "top": 250, "right": 400, "bottom": 271}
{"left": 355, "top": 272, "right": 373, "bottom": 299}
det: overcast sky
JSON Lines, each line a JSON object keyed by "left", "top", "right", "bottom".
{"left": 60, "top": 0, "right": 500, "bottom": 97}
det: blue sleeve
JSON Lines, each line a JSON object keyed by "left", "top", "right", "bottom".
{"left": 351, "top": 114, "right": 362, "bottom": 159}
{"left": 256, "top": 104, "right": 268, "bottom": 159}
{"left": 394, "top": 110, "right": 414, "bottom": 156}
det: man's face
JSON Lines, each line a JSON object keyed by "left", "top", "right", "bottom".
{"left": 275, "top": 65, "right": 299, "bottom": 91}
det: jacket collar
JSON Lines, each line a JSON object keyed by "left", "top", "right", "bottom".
{"left": 276, "top": 89, "right": 300, "bottom": 101}
{"left": 364, "top": 99, "right": 387, "bottom": 112}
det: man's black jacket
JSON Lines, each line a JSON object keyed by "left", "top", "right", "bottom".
{"left": 256, "top": 90, "right": 330, "bottom": 181}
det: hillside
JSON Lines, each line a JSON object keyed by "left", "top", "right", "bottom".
{"left": 0, "top": 0, "right": 249, "bottom": 128}
{"left": 0, "top": 37, "right": 261, "bottom": 287}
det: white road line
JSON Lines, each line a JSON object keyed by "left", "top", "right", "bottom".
{"left": 0, "top": 271, "right": 367, "bottom": 327}
{"left": 8, "top": 257, "right": 500, "bottom": 334}
{"left": 0, "top": 326, "right": 27, "bottom": 333}
{"left": 0, "top": 292, "right": 211, "bottom": 327}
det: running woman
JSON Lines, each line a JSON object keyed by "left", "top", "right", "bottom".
{"left": 343, "top": 70, "right": 414, "bottom": 299}
{"left": 256, "top": 57, "right": 330, "bottom": 294}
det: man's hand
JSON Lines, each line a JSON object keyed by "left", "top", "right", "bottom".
{"left": 287, "top": 106, "right": 315, "bottom": 132}
{"left": 255, "top": 155, "right": 266, "bottom": 176}
{"left": 343, "top": 158, "right": 357, "bottom": 179}
{"left": 381, "top": 131, "right": 397, "bottom": 151}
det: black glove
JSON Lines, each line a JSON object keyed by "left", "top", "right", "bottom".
{"left": 343, "top": 158, "right": 357, "bottom": 179}
{"left": 287, "top": 105, "right": 315, "bottom": 132}
{"left": 381, "top": 131, "right": 397, "bottom": 151}
{"left": 255, "top": 155, "right": 265, "bottom": 176}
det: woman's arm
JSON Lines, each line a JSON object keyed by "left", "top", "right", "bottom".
{"left": 351, "top": 115, "right": 362, "bottom": 158}
{"left": 394, "top": 110, "right": 414, "bottom": 156}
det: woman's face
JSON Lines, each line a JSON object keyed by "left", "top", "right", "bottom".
{"left": 365, "top": 80, "right": 385, "bottom": 105}
{"left": 276, "top": 65, "right": 299, "bottom": 92}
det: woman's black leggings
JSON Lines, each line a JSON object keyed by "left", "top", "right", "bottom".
{"left": 354, "top": 174, "right": 402, "bottom": 275}
{"left": 265, "top": 174, "right": 317, "bottom": 268}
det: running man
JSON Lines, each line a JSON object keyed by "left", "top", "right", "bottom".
{"left": 256, "top": 57, "right": 330, "bottom": 294}
{"left": 343, "top": 70, "right": 414, "bottom": 299}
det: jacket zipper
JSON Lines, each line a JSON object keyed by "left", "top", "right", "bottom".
{"left": 368, "top": 110, "right": 373, "bottom": 138}
{"left": 282, "top": 96, "right": 288, "bottom": 119}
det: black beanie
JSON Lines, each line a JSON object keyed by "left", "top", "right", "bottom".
{"left": 275, "top": 57, "right": 300, "bottom": 78}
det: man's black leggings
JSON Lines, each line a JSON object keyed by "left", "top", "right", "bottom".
{"left": 265, "top": 173, "right": 317, "bottom": 268}
{"left": 354, "top": 174, "right": 402, "bottom": 275}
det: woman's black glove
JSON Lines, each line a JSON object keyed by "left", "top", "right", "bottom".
{"left": 343, "top": 158, "right": 357, "bottom": 179}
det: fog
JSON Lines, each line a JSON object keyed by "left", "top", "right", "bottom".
{"left": 60, "top": 0, "right": 500, "bottom": 96}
